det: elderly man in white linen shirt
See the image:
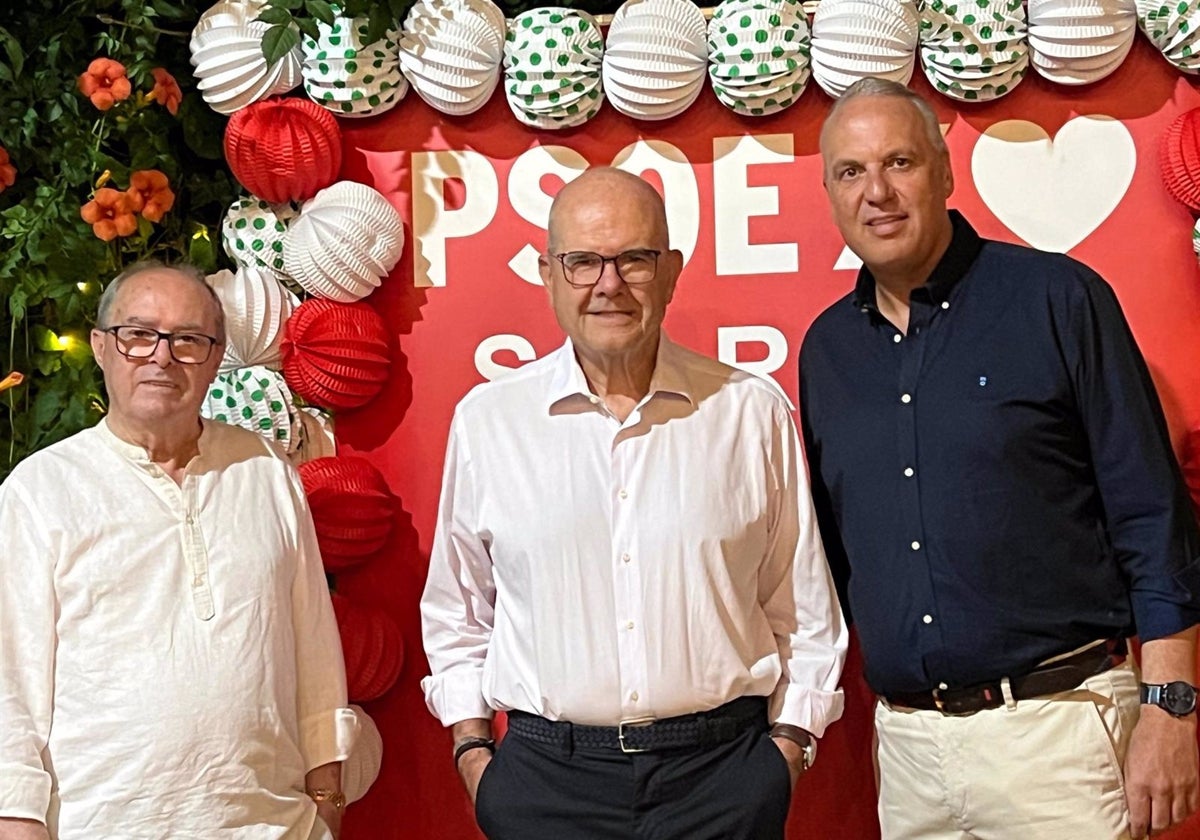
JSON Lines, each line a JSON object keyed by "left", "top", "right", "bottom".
{"left": 0, "top": 262, "right": 358, "bottom": 840}
{"left": 421, "top": 167, "right": 848, "bottom": 839}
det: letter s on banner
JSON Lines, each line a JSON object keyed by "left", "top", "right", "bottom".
{"left": 411, "top": 150, "right": 499, "bottom": 288}
{"left": 475, "top": 334, "right": 538, "bottom": 381}
{"left": 507, "top": 144, "right": 589, "bottom": 286}
{"left": 716, "top": 326, "right": 795, "bottom": 409}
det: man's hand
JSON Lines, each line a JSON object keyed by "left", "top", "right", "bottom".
{"left": 1124, "top": 705, "right": 1199, "bottom": 838}
{"left": 0, "top": 818, "right": 50, "bottom": 840}
{"left": 314, "top": 800, "right": 343, "bottom": 839}
{"left": 458, "top": 746, "right": 494, "bottom": 804}
{"left": 770, "top": 735, "right": 807, "bottom": 788}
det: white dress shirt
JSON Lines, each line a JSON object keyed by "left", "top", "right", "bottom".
{"left": 421, "top": 334, "right": 847, "bottom": 735}
{"left": 0, "top": 419, "right": 358, "bottom": 839}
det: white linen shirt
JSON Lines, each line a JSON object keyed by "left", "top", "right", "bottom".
{"left": 421, "top": 334, "right": 847, "bottom": 735}
{"left": 0, "top": 419, "right": 358, "bottom": 839}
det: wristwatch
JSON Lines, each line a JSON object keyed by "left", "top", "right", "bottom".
{"left": 306, "top": 787, "right": 347, "bottom": 811}
{"left": 1140, "top": 681, "right": 1198, "bottom": 717}
{"left": 770, "top": 723, "right": 818, "bottom": 772}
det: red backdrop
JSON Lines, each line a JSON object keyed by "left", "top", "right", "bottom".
{"left": 330, "top": 36, "right": 1200, "bottom": 839}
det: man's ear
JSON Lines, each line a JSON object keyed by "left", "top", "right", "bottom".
{"left": 90, "top": 328, "right": 106, "bottom": 371}
{"left": 662, "top": 249, "right": 683, "bottom": 303}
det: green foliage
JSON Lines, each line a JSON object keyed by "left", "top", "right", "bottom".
{"left": 0, "top": 0, "right": 239, "bottom": 480}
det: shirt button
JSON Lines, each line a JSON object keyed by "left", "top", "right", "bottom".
{"left": 911, "top": 540, "right": 921, "bottom": 550}
{"left": 923, "top": 614, "right": 933, "bottom": 625}
{"left": 589, "top": 395, "right": 600, "bottom": 405}
{"left": 938, "top": 682, "right": 949, "bottom": 690}
{"left": 900, "top": 393, "right": 912, "bottom": 404}
{"left": 903, "top": 467, "right": 914, "bottom": 478}
{"left": 625, "top": 621, "right": 635, "bottom": 630}
{"left": 631, "top": 691, "right": 640, "bottom": 702}
{"left": 941, "top": 301, "right": 950, "bottom": 310}
{"left": 621, "top": 552, "right": 631, "bottom": 564}
{"left": 892, "top": 334, "right": 902, "bottom": 344}
{"left": 618, "top": 489, "right": 628, "bottom": 500}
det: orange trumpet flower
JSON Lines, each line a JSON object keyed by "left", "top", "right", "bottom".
{"left": 80, "top": 188, "right": 138, "bottom": 241}
{"left": 0, "top": 147, "right": 15, "bottom": 193}
{"left": 127, "top": 169, "right": 176, "bottom": 223}
{"left": 77, "top": 58, "right": 132, "bottom": 111}
{"left": 148, "top": 68, "right": 182, "bottom": 116}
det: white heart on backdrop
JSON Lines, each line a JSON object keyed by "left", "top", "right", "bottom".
{"left": 971, "top": 116, "right": 1136, "bottom": 253}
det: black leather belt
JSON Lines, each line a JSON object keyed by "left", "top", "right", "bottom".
{"left": 506, "top": 696, "right": 767, "bottom": 754}
{"left": 884, "top": 638, "right": 1128, "bottom": 716}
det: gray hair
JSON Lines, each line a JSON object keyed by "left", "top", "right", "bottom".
{"left": 97, "top": 259, "right": 226, "bottom": 343}
{"left": 821, "top": 77, "right": 948, "bottom": 159}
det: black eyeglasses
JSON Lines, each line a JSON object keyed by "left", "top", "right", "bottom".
{"left": 102, "top": 325, "right": 220, "bottom": 365}
{"left": 553, "top": 249, "right": 661, "bottom": 288}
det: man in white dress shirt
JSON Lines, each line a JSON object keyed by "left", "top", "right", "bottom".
{"left": 421, "top": 168, "right": 847, "bottom": 839}
{"left": 0, "top": 262, "right": 358, "bottom": 840}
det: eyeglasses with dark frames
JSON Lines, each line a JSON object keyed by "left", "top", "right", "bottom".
{"left": 101, "top": 325, "right": 220, "bottom": 365}
{"left": 553, "top": 249, "right": 662, "bottom": 288}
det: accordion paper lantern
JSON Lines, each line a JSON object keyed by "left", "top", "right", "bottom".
{"left": 1028, "top": 0, "right": 1136, "bottom": 85}
{"left": 283, "top": 181, "right": 406, "bottom": 302}
{"left": 811, "top": 0, "right": 919, "bottom": 98}
{"left": 202, "top": 365, "right": 298, "bottom": 451}
{"left": 332, "top": 594, "right": 405, "bottom": 703}
{"left": 224, "top": 98, "right": 343, "bottom": 204}
{"left": 707, "top": 0, "right": 811, "bottom": 117}
{"left": 603, "top": 0, "right": 709, "bottom": 120}
{"left": 190, "top": 0, "right": 303, "bottom": 114}
{"left": 299, "top": 455, "right": 397, "bottom": 572}
{"left": 302, "top": 14, "right": 408, "bottom": 118}
{"left": 1160, "top": 108, "right": 1200, "bottom": 211}
{"left": 504, "top": 8, "right": 606, "bottom": 129}
{"left": 208, "top": 266, "right": 298, "bottom": 372}
{"left": 920, "top": 0, "right": 1029, "bottom": 101}
{"left": 398, "top": 0, "right": 507, "bottom": 115}
{"left": 343, "top": 706, "right": 383, "bottom": 805}
{"left": 221, "top": 196, "right": 298, "bottom": 278}
{"left": 1138, "top": 0, "right": 1200, "bottom": 72}
{"left": 280, "top": 298, "right": 392, "bottom": 410}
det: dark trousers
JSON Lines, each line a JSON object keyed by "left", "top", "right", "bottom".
{"left": 474, "top": 715, "right": 792, "bottom": 840}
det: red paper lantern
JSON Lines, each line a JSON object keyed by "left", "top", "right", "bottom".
{"left": 331, "top": 594, "right": 404, "bottom": 703}
{"left": 224, "top": 97, "right": 342, "bottom": 204}
{"left": 1159, "top": 108, "right": 1200, "bottom": 212}
{"left": 300, "top": 455, "right": 396, "bottom": 572}
{"left": 281, "top": 298, "right": 391, "bottom": 410}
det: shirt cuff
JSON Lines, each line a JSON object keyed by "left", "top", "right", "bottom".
{"left": 0, "top": 763, "right": 51, "bottom": 823}
{"left": 299, "top": 707, "right": 360, "bottom": 772}
{"left": 421, "top": 671, "right": 495, "bottom": 726}
{"left": 769, "top": 686, "right": 846, "bottom": 739}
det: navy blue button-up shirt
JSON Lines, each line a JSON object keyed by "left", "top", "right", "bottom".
{"left": 799, "top": 211, "right": 1200, "bottom": 695}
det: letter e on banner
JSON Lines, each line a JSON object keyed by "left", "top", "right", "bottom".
{"left": 507, "top": 145, "right": 589, "bottom": 286}
{"left": 712, "top": 134, "right": 798, "bottom": 276}
{"left": 716, "top": 326, "right": 794, "bottom": 409}
{"left": 411, "top": 150, "right": 499, "bottom": 287}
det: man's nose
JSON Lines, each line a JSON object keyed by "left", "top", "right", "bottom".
{"left": 864, "top": 168, "right": 894, "bottom": 204}
{"left": 592, "top": 259, "right": 625, "bottom": 295}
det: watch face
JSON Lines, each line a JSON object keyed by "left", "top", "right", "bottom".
{"left": 1163, "top": 682, "right": 1198, "bottom": 716}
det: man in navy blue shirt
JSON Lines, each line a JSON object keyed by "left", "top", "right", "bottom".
{"left": 801, "top": 77, "right": 1200, "bottom": 840}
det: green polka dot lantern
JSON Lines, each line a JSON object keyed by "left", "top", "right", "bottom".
{"left": 504, "top": 8, "right": 605, "bottom": 129}
{"left": 811, "top": 0, "right": 919, "bottom": 98}
{"left": 190, "top": 0, "right": 302, "bottom": 115}
{"left": 221, "top": 196, "right": 297, "bottom": 279}
{"left": 398, "top": 0, "right": 507, "bottom": 115}
{"left": 919, "top": 0, "right": 1030, "bottom": 101}
{"left": 283, "top": 181, "right": 406, "bottom": 303}
{"left": 1136, "top": 0, "right": 1200, "bottom": 72}
{"left": 1028, "top": 0, "right": 1135, "bottom": 84}
{"left": 208, "top": 266, "right": 298, "bottom": 373}
{"left": 602, "top": 0, "right": 709, "bottom": 120}
{"left": 708, "top": 0, "right": 812, "bottom": 117}
{"left": 302, "top": 12, "right": 408, "bottom": 119}
{"left": 202, "top": 365, "right": 299, "bottom": 453}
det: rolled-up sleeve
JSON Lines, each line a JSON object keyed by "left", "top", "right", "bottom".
{"left": 288, "top": 469, "right": 359, "bottom": 770}
{"left": 0, "top": 479, "right": 55, "bottom": 821}
{"left": 759, "top": 399, "right": 848, "bottom": 738}
{"left": 420, "top": 411, "right": 497, "bottom": 726}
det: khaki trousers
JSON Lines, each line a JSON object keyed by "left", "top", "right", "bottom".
{"left": 875, "top": 659, "right": 1141, "bottom": 840}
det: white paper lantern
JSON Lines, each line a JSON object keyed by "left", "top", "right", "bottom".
{"left": 190, "top": 0, "right": 303, "bottom": 114}
{"left": 603, "top": 0, "right": 709, "bottom": 120}
{"left": 504, "top": 8, "right": 605, "bottom": 128}
{"left": 398, "top": 0, "right": 506, "bottom": 114}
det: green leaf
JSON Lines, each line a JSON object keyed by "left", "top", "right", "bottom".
{"left": 364, "top": 7, "right": 391, "bottom": 45}
{"left": 255, "top": 5, "right": 296, "bottom": 25}
{"left": 179, "top": 95, "right": 226, "bottom": 161}
{"left": 305, "top": 0, "right": 337, "bottom": 25}
{"left": 271, "top": 0, "right": 304, "bottom": 10}
{"left": 295, "top": 16, "right": 321, "bottom": 42}
{"left": 261, "top": 24, "right": 300, "bottom": 64}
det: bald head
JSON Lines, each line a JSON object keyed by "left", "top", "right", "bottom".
{"left": 547, "top": 168, "right": 670, "bottom": 253}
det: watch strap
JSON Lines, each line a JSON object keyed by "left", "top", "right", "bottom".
{"left": 453, "top": 736, "right": 496, "bottom": 769}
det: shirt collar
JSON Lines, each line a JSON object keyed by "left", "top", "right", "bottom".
{"left": 95, "top": 415, "right": 213, "bottom": 474}
{"left": 850, "top": 209, "right": 984, "bottom": 312}
{"left": 545, "top": 332, "right": 697, "bottom": 412}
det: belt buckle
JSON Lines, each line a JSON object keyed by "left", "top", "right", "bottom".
{"left": 617, "top": 716, "right": 656, "bottom": 754}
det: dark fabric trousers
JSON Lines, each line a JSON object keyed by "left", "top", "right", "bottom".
{"left": 474, "top": 713, "right": 792, "bottom": 840}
